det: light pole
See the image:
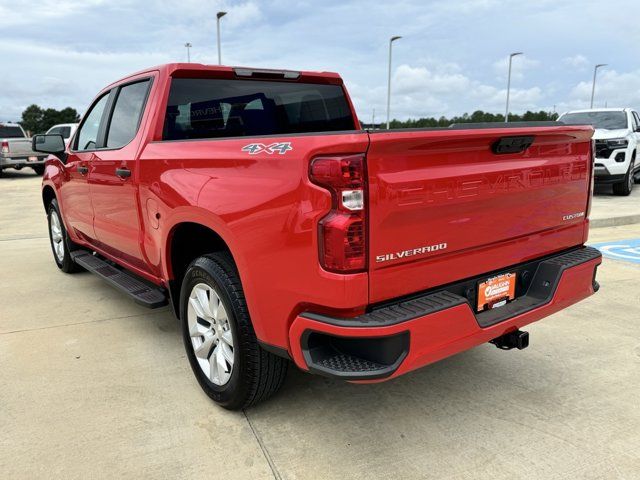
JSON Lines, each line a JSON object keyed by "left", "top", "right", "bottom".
{"left": 505, "top": 52, "right": 523, "bottom": 123}
{"left": 184, "top": 42, "right": 192, "bottom": 63}
{"left": 386, "top": 35, "right": 402, "bottom": 130}
{"left": 216, "top": 11, "right": 227, "bottom": 65}
{"left": 590, "top": 64, "right": 607, "bottom": 109}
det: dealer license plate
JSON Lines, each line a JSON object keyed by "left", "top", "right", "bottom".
{"left": 477, "top": 272, "right": 516, "bottom": 312}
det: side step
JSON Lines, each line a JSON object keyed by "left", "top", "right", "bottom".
{"left": 71, "top": 251, "right": 168, "bottom": 309}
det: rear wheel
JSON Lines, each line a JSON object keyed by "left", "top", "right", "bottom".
{"left": 47, "top": 199, "right": 81, "bottom": 273}
{"left": 613, "top": 158, "right": 635, "bottom": 196}
{"left": 33, "top": 165, "right": 45, "bottom": 176}
{"left": 180, "top": 253, "right": 288, "bottom": 410}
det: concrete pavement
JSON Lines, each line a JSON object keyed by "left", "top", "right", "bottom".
{"left": 591, "top": 183, "right": 640, "bottom": 228}
{"left": 1, "top": 169, "right": 639, "bottom": 479}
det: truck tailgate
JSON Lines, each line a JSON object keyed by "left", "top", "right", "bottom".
{"left": 366, "top": 125, "right": 594, "bottom": 303}
{"left": 5, "top": 139, "right": 35, "bottom": 156}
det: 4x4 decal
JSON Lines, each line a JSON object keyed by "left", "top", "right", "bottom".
{"left": 242, "top": 142, "right": 293, "bottom": 155}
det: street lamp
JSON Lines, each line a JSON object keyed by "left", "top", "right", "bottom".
{"left": 184, "top": 42, "right": 192, "bottom": 63}
{"left": 216, "top": 11, "right": 227, "bottom": 65}
{"left": 590, "top": 64, "right": 607, "bottom": 109}
{"left": 505, "top": 52, "right": 523, "bottom": 123}
{"left": 386, "top": 35, "right": 402, "bottom": 130}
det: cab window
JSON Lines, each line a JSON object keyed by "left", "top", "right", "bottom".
{"left": 75, "top": 94, "right": 110, "bottom": 151}
{"left": 106, "top": 80, "right": 151, "bottom": 148}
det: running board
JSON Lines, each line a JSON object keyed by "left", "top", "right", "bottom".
{"left": 71, "top": 251, "right": 168, "bottom": 309}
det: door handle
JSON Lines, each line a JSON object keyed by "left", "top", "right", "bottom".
{"left": 115, "top": 167, "right": 131, "bottom": 179}
{"left": 77, "top": 165, "right": 88, "bottom": 175}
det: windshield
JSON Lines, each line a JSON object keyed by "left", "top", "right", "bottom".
{"left": 0, "top": 125, "right": 25, "bottom": 138}
{"left": 559, "top": 111, "right": 628, "bottom": 130}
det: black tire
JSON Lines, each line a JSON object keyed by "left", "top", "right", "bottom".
{"left": 33, "top": 165, "right": 45, "bottom": 176}
{"left": 180, "top": 252, "right": 288, "bottom": 410}
{"left": 613, "top": 158, "right": 635, "bottom": 196}
{"left": 47, "top": 199, "right": 82, "bottom": 273}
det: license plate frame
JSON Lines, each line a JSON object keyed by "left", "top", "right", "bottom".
{"left": 477, "top": 272, "right": 516, "bottom": 312}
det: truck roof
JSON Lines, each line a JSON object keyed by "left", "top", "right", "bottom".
{"left": 105, "top": 63, "right": 344, "bottom": 90}
{"left": 563, "top": 108, "right": 632, "bottom": 114}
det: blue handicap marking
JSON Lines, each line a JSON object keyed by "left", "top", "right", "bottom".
{"left": 591, "top": 238, "right": 640, "bottom": 264}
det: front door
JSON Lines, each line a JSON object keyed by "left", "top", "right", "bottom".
{"left": 58, "top": 92, "right": 111, "bottom": 243}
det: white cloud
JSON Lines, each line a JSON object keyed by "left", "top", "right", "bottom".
{"left": 563, "top": 54, "right": 589, "bottom": 70}
{"left": 492, "top": 55, "right": 540, "bottom": 82}
{"left": 567, "top": 69, "right": 640, "bottom": 110}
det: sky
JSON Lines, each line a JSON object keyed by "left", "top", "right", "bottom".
{"left": 2, "top": 0, "right": 640, "bottom": 123}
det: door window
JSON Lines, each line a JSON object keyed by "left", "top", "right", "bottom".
{"left": 75, "top": 94, "right": 110, "bottom": 151}
{"left": 106, "top": 80, "right": 150, "bottom": 148}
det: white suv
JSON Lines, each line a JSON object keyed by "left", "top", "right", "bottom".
{"left": 558, "top": 108, "right": 640, "bottom": 196}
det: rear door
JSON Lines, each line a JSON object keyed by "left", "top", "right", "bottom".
{"left": 89, "top": 78, "right": 152, "bottom": 272}
{"left": 366, "top": 125, "right": 593, "bottom": 303}
{"left": 59, "top": 92, "right": 111, "bottom": 242}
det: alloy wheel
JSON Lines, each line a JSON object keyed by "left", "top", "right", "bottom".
{"left": 187, "top": 283, "right": 235, "bottom": 386}
{"left": 50, "top": 210, "right": 65, "bottom": 263}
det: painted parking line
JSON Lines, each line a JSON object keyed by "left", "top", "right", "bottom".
{"left": 591, "top": 238, "right": 640, "bottom": 264}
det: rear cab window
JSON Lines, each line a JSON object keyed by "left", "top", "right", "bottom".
{"left": 162, "top": 78, "right": 356, "bottom": 140}
{"left": 0, "top": 125, "right": 25, "bottom": 138}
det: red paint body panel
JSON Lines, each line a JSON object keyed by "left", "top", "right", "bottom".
{"left": 42, "top": 63, "right": 598, "bottom": 380}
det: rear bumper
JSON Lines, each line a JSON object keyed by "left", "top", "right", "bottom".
{"left": 0, "top": 155, "right": 47, "bottom": 168}
{"left": 289, "top": 246, "right": 602, "bottom": 381}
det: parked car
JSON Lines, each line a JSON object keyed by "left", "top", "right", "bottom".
{"left": 46, "top": 123, "right": 78, "bottom": 146}
{"left": 0, "top": 122, "right": 48, "bottom": 176}
{"left": 558, "top": 108, "right": 640, "bottom": 195}
{"left": 33, "top": 63, "right": 602, "bottom": 409}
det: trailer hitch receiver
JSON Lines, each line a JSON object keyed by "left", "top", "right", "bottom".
{"left": 490, "top": 330, "right": 529, "bottom": 350}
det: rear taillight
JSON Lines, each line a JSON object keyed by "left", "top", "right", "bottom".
{"left": 1, "top": 140, "right": 8, "bottom": 154}
{"left": 310, "top": 154, "right": 367, "bottom": 273}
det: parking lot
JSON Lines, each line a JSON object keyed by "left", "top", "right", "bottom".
{"left": 1, "top": 169, "right": 639, "bottom": 480}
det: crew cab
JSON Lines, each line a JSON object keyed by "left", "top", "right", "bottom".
{"left": 558, "top": 108, "right": 640, "bottom": 195}
{"left": 34, "top": 64, "right": 601, "bottom": 409}
{"left": 1, "top": 122, "right": 48, "bottom": 176}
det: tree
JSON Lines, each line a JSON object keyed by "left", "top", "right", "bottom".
{"left": 20, "top": 105, "right": 44, "bottom": 135}
{"left": 387, "top": 110, "right": 559, "bottom": 129}
{"left": 19, "top": 105, "right": 80, "bottom": 135}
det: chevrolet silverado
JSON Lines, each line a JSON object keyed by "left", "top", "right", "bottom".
{"left": 33, "top": 64, "right": 601, "bottom": 409}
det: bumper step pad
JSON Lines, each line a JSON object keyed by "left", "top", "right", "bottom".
{"left": 71, "top": 251, "right": 167, "bottom": 309}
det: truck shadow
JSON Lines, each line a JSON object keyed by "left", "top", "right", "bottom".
{"left": 0, "top": 168, "right": 40, "bottom": 179}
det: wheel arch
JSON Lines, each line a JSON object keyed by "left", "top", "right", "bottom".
{"left": 163, "top": 219, "right": 246, "bottom": 318}
{"left": 42, "top": 184, "right": 56, "bottom": 212}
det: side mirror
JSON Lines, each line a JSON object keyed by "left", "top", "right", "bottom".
{"left": 32, "top": 134, "right": 67, "bottom": 163}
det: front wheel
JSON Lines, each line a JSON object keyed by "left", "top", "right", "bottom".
{"left": 180, "top": 253, "right": 288, "bottom": 410}
{"left": 613, "top": 159, "right": 635, "bottom": 196}
{"left": 47, "top": 199, "right": 81, "bottom": 273}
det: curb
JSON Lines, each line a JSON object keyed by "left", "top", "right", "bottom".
{"left": 591, "top": 214, "right": 640, "bottom": 229}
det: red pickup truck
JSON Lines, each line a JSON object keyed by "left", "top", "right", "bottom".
{"left": 34, "top": 63, "right": 601, "bottom": 409}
